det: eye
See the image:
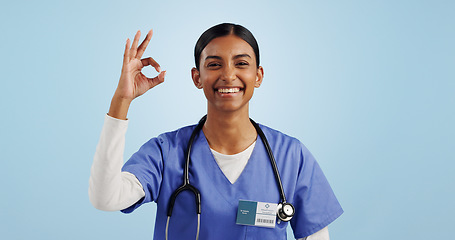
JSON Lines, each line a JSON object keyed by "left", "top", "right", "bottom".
{"left": 236, "top": 61, "right": 250, "bottom": 67}
{"left": 207, "top": 62, "right": 221, "bottom": 68}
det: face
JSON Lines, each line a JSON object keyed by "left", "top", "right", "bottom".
{"left": 192, "top": 35, "right": 264, "bottom": 114}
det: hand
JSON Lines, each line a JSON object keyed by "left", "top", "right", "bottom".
{"left": 115, "top": 29, "right": 166, "bottom": 101}
{"left": 108, "top": 30, "right": 166, "bottom": 120}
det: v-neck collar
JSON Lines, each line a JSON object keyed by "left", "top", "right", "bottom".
{"left": 199, "top": 130, "right": 260, "bottom": 185}
{"left": 209, "top": 140, "right": 257, "bottom": 184}
{"left": 190, "top": 128, "right": 280, "bottom": 207}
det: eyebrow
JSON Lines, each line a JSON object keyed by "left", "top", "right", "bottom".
{"left": 205, "top": 54, "right": 252, "bottom": 61}
{"left": 233, "top": 54, "right": 252, "bottom": 59}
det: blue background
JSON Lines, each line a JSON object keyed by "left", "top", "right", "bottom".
{"left": 1, "top": 0, "right": 454, "bottom": 239}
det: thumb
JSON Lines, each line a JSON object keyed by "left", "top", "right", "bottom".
{"left": 147, "top": 70, "right": 166, "bottom": 89}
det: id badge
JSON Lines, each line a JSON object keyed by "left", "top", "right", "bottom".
{"left": 236, "top": 200, "right": 277, "bottom": 228}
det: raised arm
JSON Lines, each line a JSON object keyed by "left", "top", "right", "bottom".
{"left": 89, "top": 30, "right": 164, "bottom": 211}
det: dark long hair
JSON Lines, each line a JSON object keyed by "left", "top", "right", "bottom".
{"left": 194, "top": 23, "right": 260, "bottom": 70}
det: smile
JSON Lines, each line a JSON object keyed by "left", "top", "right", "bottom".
{"left": 217, "top": 87, "right": 241, "bottom": 93}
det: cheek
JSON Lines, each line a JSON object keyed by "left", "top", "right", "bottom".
{"left": 199, "top": 72, "right": 217, "bottom": 86}
{"left": 200, "top": 76, "right": 216, "bottom": 97}
{"left": 241, "top": 71, "right": 258, "bottom": 84}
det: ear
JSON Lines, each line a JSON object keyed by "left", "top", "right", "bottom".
{"left": 255, "top": 66, "right": 264, "bottom": 88}
{"left": 191, "top": 67, "right": 203, "bottom": 89}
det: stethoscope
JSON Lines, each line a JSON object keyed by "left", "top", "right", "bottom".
{"left": 165, "top": 115, "right": 295, "bottom": 240}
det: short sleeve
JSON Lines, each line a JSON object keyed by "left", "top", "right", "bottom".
{"left": 290, "top": 143, "right": 343, "bottom": 238}
{"left": 120, "top": 135, "right": 168, "bottom": 213}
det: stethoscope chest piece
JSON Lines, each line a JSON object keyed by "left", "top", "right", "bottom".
{"left": 277, "top": 202, "right": 295, "bottom": 222}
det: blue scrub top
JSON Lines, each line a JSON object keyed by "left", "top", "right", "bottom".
{"left": 121, "top": 123, "right": 343, "bottom": 239}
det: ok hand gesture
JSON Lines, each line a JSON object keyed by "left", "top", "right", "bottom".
{"left": 116, "top": 29, "right": 165, "bottom": 100}
{"left": 109, "top": 30, "right": 166, "bottom": 119}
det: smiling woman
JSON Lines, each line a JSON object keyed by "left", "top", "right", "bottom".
{"left": 89, "top": 23, "right": 343, "bottom": 240}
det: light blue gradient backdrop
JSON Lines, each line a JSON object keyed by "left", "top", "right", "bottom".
{"left": 1, "top": 0, "right": 454, "bottom": 239}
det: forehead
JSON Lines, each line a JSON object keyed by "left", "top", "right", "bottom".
{"left": 201, "top": 35, "right": 255, "bottom": 59}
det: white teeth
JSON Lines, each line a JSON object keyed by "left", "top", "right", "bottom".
{"left": 218, "top": 88, "right": 240, "bottom": 93}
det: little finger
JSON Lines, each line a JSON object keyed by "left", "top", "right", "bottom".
{"left": 123, "top": 38, "right": 131, "bottom": 65}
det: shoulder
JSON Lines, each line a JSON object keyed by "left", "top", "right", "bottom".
{"left": 132, "top": 124, "right": 197, "bottom": 155}
{"left": 257, "top": 123, "right": 315, "bottom": 164}
{"left": 257, "top": 123, "right": 305, "bottom": 149}
{"left": 125, "top": 124, "right": 198, "bottom": 168}
{"left": 157, "top": 124, "right": 197, "bottom": 141}
{"left": 145, "top": 124, "right": 198, "bottom": 148}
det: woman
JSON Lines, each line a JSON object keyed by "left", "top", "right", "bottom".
{"left": 89, "top": 23, "right": 343, "bottom": 240}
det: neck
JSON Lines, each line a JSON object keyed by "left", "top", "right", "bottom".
{"left": 203, "top": 107, "right": 257, "bottom": 155}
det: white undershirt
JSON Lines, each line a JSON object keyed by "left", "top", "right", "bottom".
{"left": 89, "top": 114, "right": 329, "bottom": 240}
{"left": 210, "top": 141, "right": 256, "bottom": 184}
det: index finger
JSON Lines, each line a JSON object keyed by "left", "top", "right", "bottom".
{"left": 136, "top": 29, "right": 153, "bottom": 59}
{"left": 141, "top": 57, "right": 161, "bottom": 72}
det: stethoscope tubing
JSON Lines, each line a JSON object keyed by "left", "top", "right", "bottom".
{"left": 167, "top": 116, "right": 206, "bottom": 217}
{"left": 167, "top": 115, "right": 290, "bottom": 217}
{"left": 249, "top": 118, "right": 287, "bottom": 204}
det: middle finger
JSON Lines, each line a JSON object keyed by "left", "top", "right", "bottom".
{"left": 136, "top": 29, "right": 153, "bottom": 59}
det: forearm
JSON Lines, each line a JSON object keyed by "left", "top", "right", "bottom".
{"left": 108, "top": 93, "right": 132, "bottom": 120}
{"left": 88, "top": 114, "right": 145, "bottom": 211}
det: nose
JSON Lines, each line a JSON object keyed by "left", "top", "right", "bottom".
{"left": 220, "top": 65, "right": 236, "bottom": 82}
